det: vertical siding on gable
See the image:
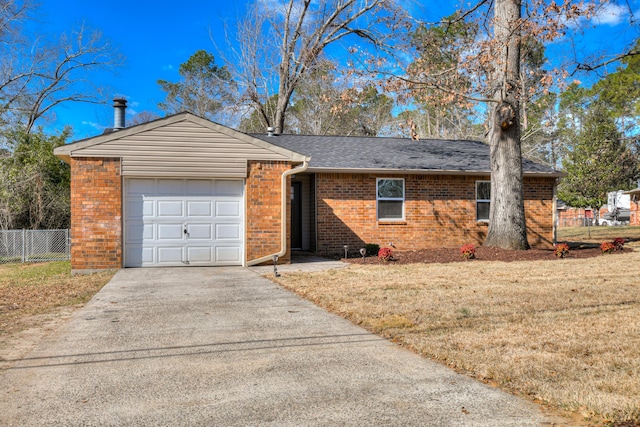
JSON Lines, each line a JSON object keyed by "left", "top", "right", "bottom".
{"left": 71, "top": 120, "right": 293, "bottom": 177}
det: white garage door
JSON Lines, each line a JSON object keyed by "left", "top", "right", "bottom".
{"left": 124, "top": 178, "right": 244, "bottom": 267}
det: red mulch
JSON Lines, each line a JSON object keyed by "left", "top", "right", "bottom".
{"left": 343, "top": 245, "right": 631, "bottom": 265}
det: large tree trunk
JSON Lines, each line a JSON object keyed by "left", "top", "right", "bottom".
{"left": 483, "top": 0, "right": 530, "bottom": 250}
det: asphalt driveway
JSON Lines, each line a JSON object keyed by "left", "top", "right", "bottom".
{"left": 0, "top": 267, "right": 565, "bottom": 426}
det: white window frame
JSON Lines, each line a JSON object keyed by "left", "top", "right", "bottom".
{"left": 377, "top": 178, "right": 405, "bottom": 221}
{"left": 476, "top": 180, "right": 491, "bottom": 222}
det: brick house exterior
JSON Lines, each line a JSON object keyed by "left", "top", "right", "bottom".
{"left": 311, "top": 173, "right": 555, "bottom": 255}
{"left": 55, "top": 111, "right": 562, "bottom": 272}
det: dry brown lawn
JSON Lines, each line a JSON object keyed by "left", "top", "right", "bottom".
{"left": 0, "top": 261, "right": 115, "bottom": 366}
{"left": 558, "top": 225, "right": 640, "bottom": 245}
{"left": 275, "top": 246, "right": 640, "bottom": 425}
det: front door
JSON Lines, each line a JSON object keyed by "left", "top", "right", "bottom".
{"left": 291, "top": 181, "right": 302, "bottom": 249}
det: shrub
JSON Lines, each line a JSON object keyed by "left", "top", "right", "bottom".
{"left": 613, "top": 237, "right": 625, "bottom": 250}
{"left": 554, "top": 243, "right": 570, "bottom": 258}
{"left": 460, "top": 244, "right": 476, "bottom": 259}
{"left": 378, "top": 247, "right": 393, "bottom": 262}
{"left": 600, "top": 241, "right": 616, "bottom": 254}
{"left": 365, "top": 243, "right": 380, "bottom": 257}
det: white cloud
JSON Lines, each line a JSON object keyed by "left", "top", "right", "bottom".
{"left": 591, "top": 3, "right": 628, "bottom": 26}
{"left": 162, "top": 64, "right": 174, "bottom": 71}
{"left": 81, "top": 121, "right": 106, "bottom": 131}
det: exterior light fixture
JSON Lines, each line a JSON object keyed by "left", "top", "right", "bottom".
{"left": 343, "top": 244, "right": 348, "bottom": 259}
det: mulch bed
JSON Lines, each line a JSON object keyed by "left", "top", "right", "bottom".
{"left": 343, "top": 245, "right": 631, "bottom": 265}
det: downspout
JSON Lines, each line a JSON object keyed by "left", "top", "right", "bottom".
{"left": 247, "top": 158, "right": 310, "bottom": 266}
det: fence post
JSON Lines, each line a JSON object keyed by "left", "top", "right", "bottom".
{"left": 22, "top": 229, "right": 26, "bottom": 263}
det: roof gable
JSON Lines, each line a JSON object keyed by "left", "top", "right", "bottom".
{"left": 54, "top": 113, "right": 308, "bottom": 178}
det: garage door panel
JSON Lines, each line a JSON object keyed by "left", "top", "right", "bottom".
{"left": 188, "top": 224, "right": 213, "bottom": 240}
{"left": 215, "top": 246, "right": 241, "bottom": 263}
{"left": 216, "top": 180, "right": 243, "bottom": 196}
{"left": 157, "top": 200, "right": 184, "bottom": 217}
{"left": 216, "top": 201, "right": 240, "bottom": 217}
{"left": 186, "top": 179, "right": 213, "bottom": 195}
{"left": 127, "top": 247, "right": 155, "bottom": 266}
{"left": 187, "top": 201, "right": 213, "bottom": 217}
{"left": 216, "top": 223, "right": 240, "bottom": 240}
{"left": 160, "top": 179, "right": 184, "bottom": 195}
{"left": 126, "top": 198, "right": 154, "bottom": 217}
{"left": 126, "top": 222, "right": 154, "bottom": 242}
{"left": 157, "top": 247, "right": 184, "bottom": 263}
{"left": 157, "top": 223, "right": 184, "bottom": 240}
{"left": 128, "top": 178, "right": 156, "bottom": 194}
{"left": 186, "top": 246, "right": 214, "bottom": 263}
{"left": 125, "top": 178, "right": 244, "bottom": 267}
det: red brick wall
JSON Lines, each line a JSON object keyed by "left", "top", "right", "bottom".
{"left": 245, "top": 161, "right": 291, "bottom": 264}
{"left": 315, "top": 173, "right": 556, "bottom": 255}
{"left": 631, "top": 198, "right": 639, "bottom": 226}
{"left": 70, "top": 158, "right": 122, "bottom": 272}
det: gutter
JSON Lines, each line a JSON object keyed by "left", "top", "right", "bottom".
{"left": 246, "top": 158, "right": 310, "bottom": 266}
{"left": 303, "top": 166, "right": 566, "bottom": 178}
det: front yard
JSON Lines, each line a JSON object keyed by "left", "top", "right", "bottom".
{"left": 1, "top": 227, "right": 639, "bottom": 424}
{"left": 275, "top": 240, "right": 640, "bottom": 425}
{"left": 0, "top": 261, "right": 115, "bottom": 364}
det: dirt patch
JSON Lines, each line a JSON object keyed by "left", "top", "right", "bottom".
{"left": 344, "top": 245, "right": 629, "bottom": 265}
{"left": 0, "top": 307, "right": 78, "bottom": 371}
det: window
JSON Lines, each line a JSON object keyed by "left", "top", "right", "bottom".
{"left": 377, "top": 178, "right": 404, "bottom": 220}
{"left": 476, "top": 181, "right": 491, "bottom": 221}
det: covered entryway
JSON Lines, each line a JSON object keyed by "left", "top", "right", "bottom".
{"left": 124, "top": 178, "right": 244, "bottom": 267}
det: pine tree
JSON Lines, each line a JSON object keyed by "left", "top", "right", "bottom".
{"left": 558, "top": 101, "right": 638, "bottom": 209}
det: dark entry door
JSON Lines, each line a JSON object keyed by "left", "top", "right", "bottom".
{"left": 291, "top": 181, "right": 302, "bottom": 249}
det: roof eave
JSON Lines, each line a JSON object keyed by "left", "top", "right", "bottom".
{"left": 304, "top": 167, "right": 565, "bottom": 177}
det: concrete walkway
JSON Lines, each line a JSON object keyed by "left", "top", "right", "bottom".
{"left": 0, "top": 266, "right": 565, "bottom": 426}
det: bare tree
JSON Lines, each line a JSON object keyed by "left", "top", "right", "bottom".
{"left": 1, "top": 1, "right": 122, "bottom": 134}
{"left": 286, "top": 60, "right": 393, "bottom": 136}
{"left": 128, "top": 111, "right": 161, "bottom": 126}
{"left": 228, "top": 0, "right": 403, "bottom": 134}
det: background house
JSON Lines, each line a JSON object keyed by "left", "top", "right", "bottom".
{"left": 625, "top": 187, "right": 640, "bottom": 226}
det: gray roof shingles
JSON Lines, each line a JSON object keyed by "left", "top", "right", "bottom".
{"left": 250, "top": 134, "right": 559, "bottom": 175}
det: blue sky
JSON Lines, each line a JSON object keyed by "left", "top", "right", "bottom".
{"left": 40, "top": 0, "right": 246, "bottom": 139}
{"left": 37, "top": 0, "right": 640, "bottom": 140}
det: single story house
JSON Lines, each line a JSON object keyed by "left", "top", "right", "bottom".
{"left": 54, "top": 104, "right": 562, "bottom": 273}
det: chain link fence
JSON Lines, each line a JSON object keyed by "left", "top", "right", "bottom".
{"left": 0, "top": 229, "right": 70, "bottom": 264}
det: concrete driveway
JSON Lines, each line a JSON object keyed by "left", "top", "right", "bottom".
{"left": 0, "top": 267, "right": 565, "bottom": 426}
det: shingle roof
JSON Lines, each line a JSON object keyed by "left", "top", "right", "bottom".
{"left": 250, "top": 134, "right": 561, "bottom": 176}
